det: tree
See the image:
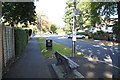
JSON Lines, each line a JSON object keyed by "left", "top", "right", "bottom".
{"left": 112, "top": 2, "right": 120, "bottom": 42}
{"left": 63, "top": 0, "right": 73, "bottom": 28}
{"left": 63, "top": 24, "right": 72, "bottom": 34}
{"left": 77, "top": 2, "right": 110, "bottom": 27}
{"left": 64, "top": 1, "right": 102, "bottom": 30}
{"left": 64, "top": 1, "right": 97, "bottom": 29}
{"left": 41, "top": 18, "right": 51, "bottom": 33}
{"left": 96, "top": 2, "right": 120, "bottom": 42}
{"left": 50, "top": 24, "right": 57, "bottom": 34}
{"left": 64, "top": 0, "right": 82, "bottom": 31}
{"left": 64, "top": 1, "right": 119, "bottom": 33}
{"left": 117, "top": 1, "right": 120, "bottom": 24}
{"left": 2, "top": 2, "right": 36, "bottom": 27}
{"left": 97, "top": 2, "right": 117, "bottom": 18}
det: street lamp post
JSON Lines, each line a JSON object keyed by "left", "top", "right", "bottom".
{"left": 72, "top": 0, "right": 77, "bottom": 57}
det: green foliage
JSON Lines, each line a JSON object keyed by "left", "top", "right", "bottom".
{"left": 28, "top": 29, "right": 32, "bottom": 36}
{"left": 14, "top": 28, "right": 29, "bottom": 56}
{"left": 77, "top": 32, "right": 88, "bottom": 36}
{"left": 24, "top": 29, "right": 29, "bottom": 43}
{"left": 98, "top": 2, "right": 117, "bottom": 18}
{"left": 50, "top": 24, "right": 57, "bottom": 34}
{"left": 37, "top": 37, "right": 72, "bottom": 58}
{"left": 77, "top": 2, "right": 104, "bottom": 26}
{"left": 2, "top": 2, "right": 36, "bottom": 27}
{"left": 87, "top": 32, "right": 93, "bottom": 39}
{"left": 93, "top": 31, "right": 108, "bottom": 40}
{"left": 113, "top": 22, "right": 120, "bottom": 42}
{"left": 63, "top": 0, "right": 74, "bottom": 27}
{"left": 96, "top": 30, "right": 104, "bottom": 35}
{"left": 63, "top": 25, "right": 72, "bottom": 34}
{"left": 64, "top": 1, "right": 118, "bottom": 30}
{"left": 23, "top": 28, "right": 33, "bottom": 36}
{"left": 113, "top": 22, "right": 120, "bottom": 34}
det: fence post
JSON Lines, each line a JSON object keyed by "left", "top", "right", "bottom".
{"left": 12, "top": 28, "right": 15, "bottom": 63}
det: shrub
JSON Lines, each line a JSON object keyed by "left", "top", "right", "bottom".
{"left": 88, "top": 32, "right": 93, "bottom": 39}
{"left": 93, "top": 31, "right": 108, "bottom": 40}
{"left": 28, "top": 29, "right": 32, "bottom": 36}
{"left": 96, "top": 31, "right": 104, "bottom": 35}
{"left": 25, "top": 29, "right": 29, "bottom": 43}
{"left": 14, "top": 28, "right": 28, "bottom": 56}
{"left": 77, "top": 32, "right": 88, "bottom": 36}
{"left": 50, "top": 24, "right": 57, "bottom": 34}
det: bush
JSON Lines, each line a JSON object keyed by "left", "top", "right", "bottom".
{"left": 25, "top": 29, "right": 29, "bottom": 43}
{"left": 14, "top": 28, "right": 28, "bottom": 56}
{"left": 96, "top": 31, "right": 104, "bottom": 35}
{"left": 93, "top": 31, "right": 109, "bottom": 40}
{"left": 77, "top": 32, "right": 88, "bottom": 36}
{"left": 88, "top": 32, "right": 93, "bottom": 39}
{"left": 28, "top": 29, "right": 32, "bottom": 36}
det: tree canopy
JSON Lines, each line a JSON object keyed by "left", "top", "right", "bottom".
{"left": 64, "top": 0, "right": 118, "bottom": 29}
{"left": 50, "top": 24, "right": 57, "bottom": 34}
{"left": 2, "top": 2, "right": 36, "bottom": 27}
{"left": 41, "top": 19, "right": 51, "bottom": 33}
{"left": 64, "top": 0, "right": 120, "bottom": 42}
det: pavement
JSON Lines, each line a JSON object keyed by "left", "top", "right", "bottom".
{"left": 2, "top": 36, "right": 120, "bottom": 79}
{"left": 2, "top": 38, "right": 57, "bottom": 78}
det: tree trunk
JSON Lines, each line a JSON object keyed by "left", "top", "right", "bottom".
{"left": 118, "top": 2, "right": 120, "bottom": 24}
{"left": 117, "top": 1, "right": 120, "bottom": 79}
{"left": 116, "top": 1, "right": 120, "bottom": 43}
{"left": 112, "top": 2, "right": 120, "bottom": 79}
{"left": 118, "top": 1, "right": 120, "bottom": 42}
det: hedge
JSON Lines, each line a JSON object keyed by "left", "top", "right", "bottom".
{"left": 14, "top": 28, "right": 29, "bottom": 56}
{"left": 28, "top": 29, "right": 32, "bottom": 36}
{"left": 25, "top": 29, "right": 29, "bottom": 43}
{"left": 93, "top": 32, "right": 109, "bottom": 40}
{"left": 77, "top": 32, "right": 88, "bottom": 36}
{"left": 24, "top": 29, "right": 32, "bottom": 36}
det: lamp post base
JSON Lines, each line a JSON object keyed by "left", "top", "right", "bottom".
{"left": 72, "top": 41, "right": 75, "bottom": 57}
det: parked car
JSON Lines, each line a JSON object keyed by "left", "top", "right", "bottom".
{"left": 67, "top": 34, "right": 72, "bottom": 39}
{"left": 76, "top": 34, "right": 85, "bottom": 39}
{"left": 76, "top": 31, "right": 86, "bottom": 39}
{"left": 67, "top": 34, "right": 85, "bottom": 39}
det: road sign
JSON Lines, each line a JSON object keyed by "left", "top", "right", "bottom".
{"left": 72, "top": 31, "right": 76, "bottom": 41}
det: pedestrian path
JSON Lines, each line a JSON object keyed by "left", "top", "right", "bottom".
{"left": 3, "top": 38, "right": 55, "bottom": 78}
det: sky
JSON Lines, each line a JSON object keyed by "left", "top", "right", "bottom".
{"left": 34, "top": 0, "right": 67, "bottom": 28}
{"left": 34, "top": 0, "right": 118, "bottom": 28}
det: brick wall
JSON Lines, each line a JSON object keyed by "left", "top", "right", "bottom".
{"left": 0, "top": 24, "right": 3, "bottom": 79}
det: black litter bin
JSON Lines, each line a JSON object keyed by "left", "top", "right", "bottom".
{"left": 46, "top": 39, "right": 52, "bottom": 50}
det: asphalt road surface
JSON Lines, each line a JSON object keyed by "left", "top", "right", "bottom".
{"left": 44, "top": 35, "right": 120, "bottom": 70}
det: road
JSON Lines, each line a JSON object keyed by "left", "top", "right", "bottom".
{"left": 43, "top": 35, "right": 120, "bottom": 69}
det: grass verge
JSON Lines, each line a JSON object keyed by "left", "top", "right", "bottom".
{"left": 37, "top": 37, "right": 85, "bottom": 59}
